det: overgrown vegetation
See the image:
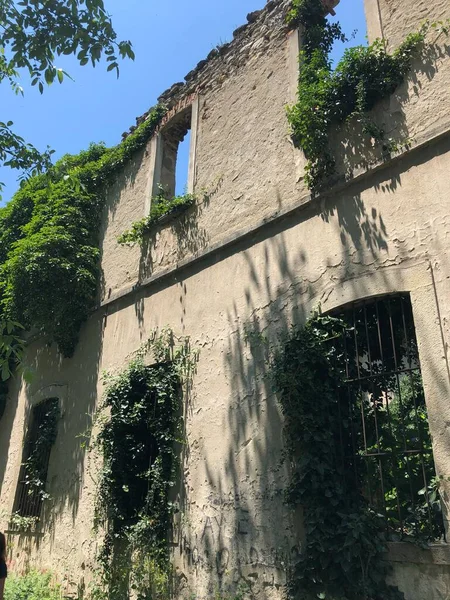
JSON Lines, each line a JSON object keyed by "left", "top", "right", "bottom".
{"left": 0, "top": 105, "right": 166, "bottom": 369}
{"left": 0, "top": 510, "right": 38, "bottom": 532}
{"left": 0, "top": 318, "right": 26, "bottom": 418}
{"left": 287, "top": 0, "right": 449, "bottom": 189}
{"left": 0, "top": 0, "right": 134, "bottom": 183}
{"left": 22, "top": 398, "right": 60, "bottom": 502}
{"left": 272, "top": 306, "right": 443, "bottom": 600}
{"left": 118, "top": 186, "right": 196, "bottom": 246}
{"left": 92, "top": 329, "right": 197, "bottom": 600}
{"left": 4, "top": 570, "right": 61, "bottom": 600}
{"left": 273, "top": 313, "right": 403, "bottom": 600}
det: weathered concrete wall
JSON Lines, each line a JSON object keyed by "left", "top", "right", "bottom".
{"left": 100, "top": 0, "right": 304, "bottom": 303}
{"left": 333, "top": 0, "right": 450, "bottom": 184}
{"left": 1, "top": 1, "right": 450, "bottom": 599}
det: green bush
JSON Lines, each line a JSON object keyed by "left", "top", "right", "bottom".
{"left": 4, "top": 570, "right": 61, "bottom": 600}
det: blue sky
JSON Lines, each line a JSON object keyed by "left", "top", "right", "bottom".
{"left": 0, "top": 0, "right": 367, "bottom": 205}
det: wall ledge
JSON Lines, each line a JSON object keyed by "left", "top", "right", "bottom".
{"left": 386, "top": 541, "right": 450, "bottom": 566}
{"left": 99, "top": 121, "right": 450, "bottom": 312}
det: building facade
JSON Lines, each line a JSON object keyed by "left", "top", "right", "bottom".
{"left": 1, "top": 0, "right": 450, "bottom": 598}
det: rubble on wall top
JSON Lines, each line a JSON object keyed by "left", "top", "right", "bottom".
{"left": 122, "top": 0, "right": 341, "bottom": 141}
{"left": 322, "top": 0, "right": 340, "bottom": 17}
{"left": 122, "top": 0, "right": 289, "bottom": 140}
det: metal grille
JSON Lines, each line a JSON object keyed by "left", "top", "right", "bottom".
{"left": 331, "top": 294, "right": 444, "bottom": 540}
{"left": 12, "top": 398, "right": 59, "bottom": 524}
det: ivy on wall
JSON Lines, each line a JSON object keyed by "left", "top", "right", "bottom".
{"left": 23, "top": 397, "right": 60, "bottom": 501}
{"left": 118, "top": 187, "right": 196, "bottom": 246}
{"left": 0, "top": 105, "right": 166, "bottom": 366}
{"left": 272, "top": 312, "right": 405, "bottom": 600}
{"left": 0, "top": 318, "right": 26, "bottom": 417}
{"left": 92, "top": 329, "right": 197, "bottom": 600}
{"left": 287, "top": 0, "right": 449, "bottom": 189}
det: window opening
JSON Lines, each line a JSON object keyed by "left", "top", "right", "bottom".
{"left": 175, "top": 128, "right": 191, "bottom": 196}
{"left": 331, "top": 294, "right": 444, "bottom": 540}
{"left": 159, "top": 107, "right": 192, "bottom": 198}
{"left": 12, "top": 397, "right": 59, "bottom": 524}
{"left": 329, "top": 0, "right": 367, "bottom": 66}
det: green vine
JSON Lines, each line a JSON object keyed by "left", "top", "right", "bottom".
{"left": 0, "top": 510, "right": 38, "bottom": 532}
{"left": 118, "top": 186, "right": 196, "bottom": 246}
{"left": 287, "top": 0, "right": 449, "bottom": 189}
{"left": 0, "top": 318, "right": 26, "bottom": 418}
{"left": 0, "top": 105, "right": 166, "bottom": 360}
{"left": 273, "top": 312, "right": 403, "bottom": 600}
{"left": 22, "top": 397, "right": 60, "bottom": 502}
{"left": 92, "top": 329, "right": 197, "bottom": 600}
{"left": 272, "top": 308, "right": 445, "bottom": 599}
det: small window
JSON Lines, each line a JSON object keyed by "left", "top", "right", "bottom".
{"left": 12, "top": 398, "right": 60, "bottom": 523}
{"left": 158, "top": 107, "right": 192, "bottom": 197}
{"left": 330, "top": 294, "right": 444, "bottom": 540}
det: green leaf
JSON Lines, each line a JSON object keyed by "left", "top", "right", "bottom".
{"left": 44, "top": 68, "right": 54, "bottom": 85}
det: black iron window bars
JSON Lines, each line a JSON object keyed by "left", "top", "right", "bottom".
{"left": 331, "top": 294, "right": 444, "bottom": 540}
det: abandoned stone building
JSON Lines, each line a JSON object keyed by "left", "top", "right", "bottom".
{"left": 1, "top": 0, "right": 450, "bottom": 598}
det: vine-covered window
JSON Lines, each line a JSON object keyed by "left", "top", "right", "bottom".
{"left": 95, "top": 354, "right": 183, "bottom": 599}
{"left": 331, "top": 294, "right": 444, "bottom": 540}
{"left": 12, "top": 398, "right": 60, "bottom": 523}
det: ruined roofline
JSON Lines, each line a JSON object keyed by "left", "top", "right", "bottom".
{"left": 122, "top": 0, "right": 341, "bottom": 141}
{"left": 121, "top": 0, "right": 288, "bottom": 140}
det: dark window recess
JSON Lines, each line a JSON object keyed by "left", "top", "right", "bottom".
{"left": 12, "top": 398, "right": 59, "bottom": 523}
{"left": 331, "top": 294, "right": 444, "bottom": 541}
{"left": 159, "top": 107, "right": 191, "bottom": 198}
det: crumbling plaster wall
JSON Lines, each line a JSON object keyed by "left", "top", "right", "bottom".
{"left": 2, "top": 135, "right": 450, "bottom": 599}
{"left": 101, "top": 0, "right": 450, "bottom": 304}
{"left": 100, "top": 0, "right": 304, "bottom": 303}
{"left": 1, "top": 1, "right": 450, "bottom": 599}
{"left": 361, "top": 0, "right": 450, "bottom": 160}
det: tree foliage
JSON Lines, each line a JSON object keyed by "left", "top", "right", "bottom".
{"left": 0, "top": 0, "right": 134, "bottom": 182}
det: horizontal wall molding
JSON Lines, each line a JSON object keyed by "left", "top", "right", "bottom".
{"left": 386, "top": 542, "right": 450, "bottom": 566}
{"left": 100, "top": 123, "right": 450, "bottom": 312}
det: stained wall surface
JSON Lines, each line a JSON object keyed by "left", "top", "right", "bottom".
{"left": 1, "top": 1, "right": 450, "bottom": 599}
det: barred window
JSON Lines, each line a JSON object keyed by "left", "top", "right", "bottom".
{"left": 12, "top": 398, "right": 60, "bottom": 523}
{"left": 331, "top": 294, "right": 444, "bottom": 540}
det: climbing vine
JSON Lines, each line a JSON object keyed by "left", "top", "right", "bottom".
{"left": 92, "top": 329, "right": 197, "bottom": 600}
{"left": 22, "top": 397, "right": 60, "bottom": 501}
{"left": 0, "top": 104, "right": 166, "bottom": 363}
{"left": 0, "top": 318, "right": 26, "bottom": 418}
{"left": 272, "top": 307, "right": 447, "bottom": 599}
{"left": 287, "top": 0, "right": 449, "bottom": 189}
{"left": 272, "top": 312, "right": 404, "bottom": 600}
{"left": 118, "top": 187, "right": 196, "bottom": 246}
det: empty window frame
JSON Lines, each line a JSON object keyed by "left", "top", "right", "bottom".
{"left": 331, "top": 294, "right": 444, "bottom": 540}
{"left": 12, "top": 398, "right": 60, "bottom": 523}
{"left": 157, "top": 107, "right": 192, "bottom": 198}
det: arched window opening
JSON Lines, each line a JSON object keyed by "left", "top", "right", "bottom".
{"left": 330, "top": 294, "right": 444, "bottom": 540}
{"left": 11, "top": 397, "right": 60, "bottom": 527}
